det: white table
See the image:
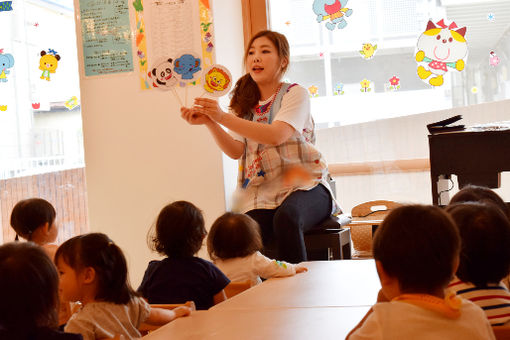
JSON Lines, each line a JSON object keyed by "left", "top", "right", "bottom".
{"left": 213, "top": 260, "right": 380, "bottom": 310}
{"left": 142, "top": 260, "right": 379, "bottom": 339}
{"left": 143, "top": 306, "right": 370, "bottom": 340}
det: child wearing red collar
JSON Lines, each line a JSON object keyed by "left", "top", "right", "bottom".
{"left": 346, "top": 205, "right": 495, "bottom": 340}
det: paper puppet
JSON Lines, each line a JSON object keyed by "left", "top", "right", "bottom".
{"left": 39, "top": 49, "right": 61, "bottom": 81}
{"left": 415, "top": 20, "right": 468, "bottom": 87}
{"left": 173, "top": 53, "right": 201, "bottom": 81}
{"left": 0, "top": 51, "right": 14, "bottom": 82}
{"left": 489, "top": 51, "right": 500, "bottom": 67}
{"left": 202, "top": 64, "right": 232, "bottom": 97}
{"left": 148, "top": 58, "right": 178, "bottom": 89}
{"left": 312, "top": 0, "right": 353, "bottom": 30}
{"left": 359, "top": 43, "right": 377, "bottom": 60}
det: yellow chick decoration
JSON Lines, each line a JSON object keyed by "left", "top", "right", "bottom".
{"left": 359, "top": 43, "right": 377, "bottom": 60}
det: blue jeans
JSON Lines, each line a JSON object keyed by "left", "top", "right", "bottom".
{"left": 246, "top": 184, "right": 332, "bottom": 263}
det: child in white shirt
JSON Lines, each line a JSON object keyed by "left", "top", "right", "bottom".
{"left": 207, "top": 212, "right": 307, "bottom": 286}
{"left": 346, "top": 204, "right": 495, "bottom": 340}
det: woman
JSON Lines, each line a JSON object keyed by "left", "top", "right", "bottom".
{"left": 181, "top": 30, "right": 340, "bottom": 263}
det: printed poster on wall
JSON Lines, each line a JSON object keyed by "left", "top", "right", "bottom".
{"left": 133, "top": 0, "right": 215, "bottom": 90}
{"left": 78, "top": 0, "right": 134, "bottom": 76}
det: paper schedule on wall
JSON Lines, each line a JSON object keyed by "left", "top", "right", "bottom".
{"left": 134, "top": 0, "right": 215, "bottom": 90}
{"left": 78, "top": 0, "right": 134, "bottom": 76}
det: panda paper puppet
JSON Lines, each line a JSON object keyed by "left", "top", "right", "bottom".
{"left": 148, "top": 57, "right": 178, "bottom": 90}
{"left": 173, "top": 53, "right": 202, "bottom": 83}
{"left": 415, "top": 19, "right": 468, "bottom": 87}
{"left": 201, "top": 64, "right": 232, "bottom": 97}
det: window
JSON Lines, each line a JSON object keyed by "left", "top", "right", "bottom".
{"left": 268, "top": 0, "right": 510, "bottom": 128}
{"left": 0, "top": 0, "right": 88, "bottom": 243}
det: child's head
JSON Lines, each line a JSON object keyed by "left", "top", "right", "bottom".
{"left": 10, "top": 198, "right": 57, "bottom": 243}
{"left": 373, "top": 204, "right": 460, "bottom": 297}
{"left": 0, "top": 242, "right": 59, "bottom": 331}
{"left": 54, "top": 233, "right": 135, "bottom": 304}
{"left": 446, "top": 202, "right": 510, "bottom": 286}
{"left": 207, "top": 212, "right": 262, "bottom": 261}
{"left": 149, "top": 201, "right": 207, "bottom": 258}
{"left": 450, "top": 185, "right": 510, "bottom": 219}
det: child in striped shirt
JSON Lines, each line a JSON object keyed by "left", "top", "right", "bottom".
{"left": 447, "top": 201, "right": 510, "bottom": 326}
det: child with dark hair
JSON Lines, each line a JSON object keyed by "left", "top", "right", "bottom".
{"left": 55, "top": 233, "right": 191, "bottom": 340}
{"left": 347, "top": 205, "right": 494, "bottom": 340}
{"left": 138, "top": 201, "right": 230, "bottom": 310}
{"left": 446, "top": 202, "right": 510, "bottom": 326}
{"left": 0, "top": 242, "right": 82, "bottom": 340}
{"left": 207, "top": 212, "right": 307, "bottom": 286}
{"left": 450, "top": 185, "right": 510, "bottom": 219}
{"left": 10, "top": 198, "right": 59, "bottom": 259}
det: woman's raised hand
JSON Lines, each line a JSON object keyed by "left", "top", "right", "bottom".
{"left": 180, "top": 106, "right": 211, "bottom": 125}
{"left": 193, "top": 98, "right": 226, "bottom": 123}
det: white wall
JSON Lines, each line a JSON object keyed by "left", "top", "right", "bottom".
{"left": 75, "top": 0, "right": 244, "bottom": 286}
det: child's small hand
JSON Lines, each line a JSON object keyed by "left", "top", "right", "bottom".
{"left": 173, "top": 306, "right": 192, "bottom": 318}
{"left": 296, "top": 265, "right": 308, "bottom": 274}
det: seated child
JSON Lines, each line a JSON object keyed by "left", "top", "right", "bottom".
{"left": 449, "top": 185, "right": 510, "bottom": 219}
{"left": 56, "top": 233, "right": 191, "bottom": 340}
{"left": 207, "top": 212, "right": 307, "bottom": 286}
{"left": 347, "top": 204, "right": 495, "bottom": 340}
{"left": 10, "top": 197, "right": 74, "bottom": 326}
{"left": 446, "top": 202, "right": 510, "bottom": 326}
{"left": 138, "top": 201, "right": 230, "bottom": 310}
{"left": 10, "top": 198, "right": 59, "bottom": 260}
{"left": 0, "top": 242, "right": 83, "bottom": 340}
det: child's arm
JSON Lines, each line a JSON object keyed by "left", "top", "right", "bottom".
{"left": 213, "top": 289, "right": 227, "bottom": 305}
{"left": 143, "top": 305, "right": 191, "bottom": 326}
{"left": 253, "top": 251, "right": 307, "bottom": 279}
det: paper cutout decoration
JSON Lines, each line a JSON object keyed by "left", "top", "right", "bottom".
{"left": 65, "top": 96, "right": 79, "bottom": 110}
{"left": 39, "top": 49, "right": 61, "bottom": 81}
{"left": 148, "top": 57, "right": 183, "bottom": 106}
{"left": 0, "top": 1, "right": 13, "bottom": 12}
{"left": 148, "top": 57, "right": 178, "bottom": 89}
{"left": 173, "top": 53, "right": 202, "bottom": 82}
{"left": 201, "top": 64, "right": 232, "bottom": 97}
{"left": 360, "top": 79, "right": 372, "bottom": 92}
{"left": 489, "top": 51, "right": 500, "bottom": 67}
{"left": 308, "top": 85, "right": 319, "bottom": 97}
{"left": 359, "top": 43, "right": 377, "bottom": 60}
{"left": 32, "top": 103, "right": 40, "bottom": 109}
{"left": 312, "top": 0, "right": 353, "bottom": 30}
{"left": 471, "top": 86, "right": 478, "bottom": 94}
{"left": 415, "top": 19, "right": 468, "bottom": 87}
{"left": 488, "top": 13, "right": 495, "bottom": 21}
{"left": 385, "top": 75, "right": 401, "bottom": 91}
{"left": 0, "top": 105, "right": 7, "bottom": 111}
{"left": 333, "top": 83, "right": 344, "bottom": 95}
{"left": 0, "top": 50, "right": 14, "bottom": 82}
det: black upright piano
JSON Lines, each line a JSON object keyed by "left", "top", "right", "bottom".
{"left": 428, "top": 128, "right": 510, "bottom": 205}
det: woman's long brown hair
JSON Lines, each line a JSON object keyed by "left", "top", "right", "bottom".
{"left": 229, "top": 30, "right": 290, "bottom": 119}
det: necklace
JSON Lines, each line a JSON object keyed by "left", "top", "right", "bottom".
{"left": 255, "top": 83, "right": 283, "bottom": 115}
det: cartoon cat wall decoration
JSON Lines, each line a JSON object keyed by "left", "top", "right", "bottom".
{"left": 415, "top": 19, "right": 468, "bottom": 87}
